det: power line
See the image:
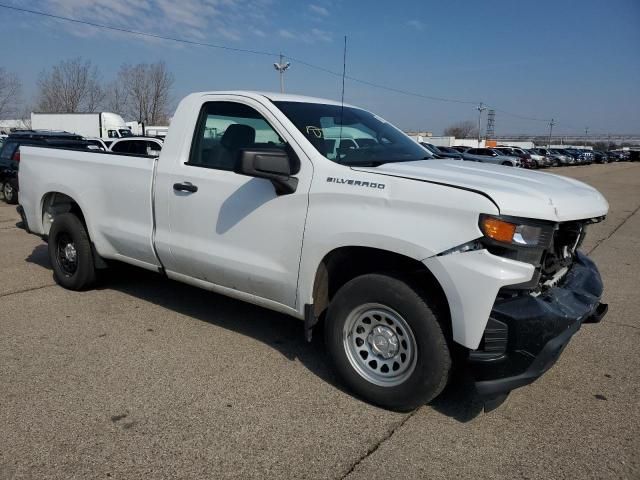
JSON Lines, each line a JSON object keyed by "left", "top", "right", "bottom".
{"left": 0, "top": 2, "right": 556, "bottom": 122}
{"left": 0, "top": 3, "right": 277, "bottom": 58}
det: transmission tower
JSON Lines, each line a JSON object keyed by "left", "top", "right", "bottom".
{"left": 486, "top": 109, "right": 496, "bottom": 139}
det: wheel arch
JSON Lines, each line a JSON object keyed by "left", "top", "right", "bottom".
{"left": 306, "top": 246, "right": 452, "bottom": 341}
{"left": 40, "top": 191, "right": 89, "bottom": 237}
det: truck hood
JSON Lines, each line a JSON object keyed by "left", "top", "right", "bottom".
{"left": 353, "top": 160, "right": 608, "bottom": 222}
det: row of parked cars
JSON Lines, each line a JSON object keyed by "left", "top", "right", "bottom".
{"left": 0, "top": 130, "right": 164, "bottom": 204}
{"left": 420, "top": 142, "right": 631, "bottom": 168}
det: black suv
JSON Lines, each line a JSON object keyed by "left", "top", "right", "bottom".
{"left": 0, "top": 130, "right": 91, "bottom": 204}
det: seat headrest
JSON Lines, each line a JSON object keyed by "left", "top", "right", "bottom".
{"left": 221, "top": 124, "right": 255, "bottom": 149}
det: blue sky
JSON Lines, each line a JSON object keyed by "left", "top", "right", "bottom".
{"left": 1, "top": 0, "right": 639, "bottom": 134}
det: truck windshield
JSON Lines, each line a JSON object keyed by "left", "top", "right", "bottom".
{"left": 119, "top": 129, "right": 133, "bottom": 137}
{"left": 274, "top": 101, "right": 432, "bottom": 166}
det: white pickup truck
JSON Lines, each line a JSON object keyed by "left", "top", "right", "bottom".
{"left": 17, "top": 91, "right": 609, "bottom": 411}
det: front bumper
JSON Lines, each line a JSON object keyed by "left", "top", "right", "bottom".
{"left": 469, "top": 251, "right": 606, "bottom": 398}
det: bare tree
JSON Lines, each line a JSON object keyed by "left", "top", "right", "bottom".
{"left": 117, "top": 61, "right": 174, "bottom": 124}
{"left": 443, "top": 120, "right": 478, "bottom": 139}
{"left": 18, "top": 104, "right": 33, "bottom": 130}
{"left": 103, "top": 80, "right": 129, "bottom": 114}
{"left": 0, "top": 68, "right": 22, "bottom": 119}
{"left": 36, "top": 58, "right": 103, "bottom": 113}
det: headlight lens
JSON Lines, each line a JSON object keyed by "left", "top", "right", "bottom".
{"left": 480, "top": 215, "right": 550, "bottom": 247}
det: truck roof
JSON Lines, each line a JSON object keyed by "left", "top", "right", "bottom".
{"left": 190, "top": 91, "right": 358, "bottom": 109}
{"left": 8, "top": 130, "right": 84, "bottom": 140}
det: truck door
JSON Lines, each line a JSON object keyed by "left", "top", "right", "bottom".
{"left": 154, "top": 97, "right": 312, "bottom": 309}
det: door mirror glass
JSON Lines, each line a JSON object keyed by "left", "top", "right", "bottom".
{"left": 147, "top": 146, "right": 161, "bottom": 157}
{"left": 235, "top": 148, "right": 299, "bottom": 195}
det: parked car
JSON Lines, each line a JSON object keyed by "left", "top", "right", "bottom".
{"left": 18, "top": 90, "right": 609, "bottom": 411}
{"left": 592, "top": 151, "right": 610, "bottom": 164}
{"left": 556, "top": 149, "right": 581, "bottom": 165}
{"left": 564, "top": 148, "right": 593, "bottom": 165}
{"left": 535, "top": 148, "right": 571, "bottom": 166}
{"left": 450, "top": 146, "right": 471, "bottom": 153}
{"left": 494, "top": 147, "right": 537, "bottom": 169}
{"left": 85, "top": 137, "right": 109, "bottom": 151}
{"left": 420, "top": 142, "right": 462, "bottom": 159}
{"left": 522, "top": 148, "right": 552, "bottom": 168}
{"left": 0, "top": 130, "right": 91, "bottom": 204}
{"left": 607, "top": 150, "right": 627, "bottom": 162}
{"left": 419, "top": 142, "right": 445, "bottom": 158}
{"left": 462, "top": 147, "right": 522, "bottom": 167}
{"left": 109, "top": 136, "right": 164, "bottom": 157}
{"left": 435, "top": 146, "right": 464, "bottom": 159}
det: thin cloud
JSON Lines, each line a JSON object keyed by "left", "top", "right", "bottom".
{"left": 309, "top": 4, "right": 329, "bottom": 16}
{"left": 310, "top": 28, "right": 332, "bottom": 42}
{"left": 278, "top": 29, "right": 295, "bottom": 39}
{"left": 407, "top": 19, "right": 424, "bottom": 31}
{"left": 26, "top": 0, "right": 275, "bottom": 44}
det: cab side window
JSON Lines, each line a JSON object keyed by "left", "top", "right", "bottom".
{"left": 110, "top": 141, "right": 131, "bottom": 154}
{"left": 188, "top": 101, "right": 285, "bottom": 171}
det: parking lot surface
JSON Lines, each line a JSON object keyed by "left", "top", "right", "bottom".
{"left": 1, "top": 163, "right": 639, "bottom": 479}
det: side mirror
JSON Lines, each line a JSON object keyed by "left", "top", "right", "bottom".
{"left": 147, "top": 147, "right": 161, "bottom": 157}
{"left": 234, "top": 148, "right": 299, "bottom": 195}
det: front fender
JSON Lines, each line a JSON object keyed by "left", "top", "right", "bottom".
{"left": 423, "top": 250, "right": 534, "bottom": 349}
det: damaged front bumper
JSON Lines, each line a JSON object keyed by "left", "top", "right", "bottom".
{"left": 469, "top": 251, "right": 607, "bottom": 398}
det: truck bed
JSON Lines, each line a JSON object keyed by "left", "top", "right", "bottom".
{"left": 19, "top": 146, "right": 161, "bottom": 270}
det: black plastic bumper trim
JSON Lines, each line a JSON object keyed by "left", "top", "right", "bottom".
{"left": 16, "top": 205, "right": 30, "bottom": 233}
{"left": 471, "top": 251, "right": 606, "bottom": 398}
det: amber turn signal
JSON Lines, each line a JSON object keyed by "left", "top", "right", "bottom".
{"left": 481, "top": 216, "right": 516, "bottom": 243}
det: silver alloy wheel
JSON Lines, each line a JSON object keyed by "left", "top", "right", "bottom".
{"left": 3, "top": 182, "right": 13, "bottom": 200}
{"left": 343, "top": 303, "right": 418, "bottom": 387}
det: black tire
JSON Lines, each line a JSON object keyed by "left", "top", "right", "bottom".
{"left": 325, "top": 274, "right": 451, "bottom": 412}
{"left": 501, "top": 161, "right": 512, "bottom": 166}
{"left": 3, "top": 178, "right": 18, "bottom": 204}
{"left": 48, "top": 213, "right": 97, "bottom": 290}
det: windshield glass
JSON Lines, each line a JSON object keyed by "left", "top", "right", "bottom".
{"left": 119, "top": 129, "right": 133, "bottom": 137}
{"left": 274, "top": 101, "right": 432, "bottom": 166}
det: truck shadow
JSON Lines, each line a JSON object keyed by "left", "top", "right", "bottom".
{"left": 26, "top": 245, "right": 483, "bottom": 422}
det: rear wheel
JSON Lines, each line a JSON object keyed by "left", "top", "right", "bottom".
{"left": 325, "top": 274, "right": 451, "bottom": 411}
{"left": 3, "top": 179, "right": 18, "bottom": 204}
{"left": 48, "top": 213, "right": 97, "bottom": 290}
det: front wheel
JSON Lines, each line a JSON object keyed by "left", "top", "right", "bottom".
{"left": 3, "top": 179, "right": 18, "bottom": 204}
{"left": 48, "top": 213, "right": 97, "bottom": 290}
{"left": 325, "top": 274, "right": 451, "bottom": 412}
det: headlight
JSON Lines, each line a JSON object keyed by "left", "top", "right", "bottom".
{"left": 479, "top": 215, "right": 553, "bottom": 247}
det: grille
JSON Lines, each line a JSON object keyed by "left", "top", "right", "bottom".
{"left": 540, "top": 222, "right": 585, "bottom": 283}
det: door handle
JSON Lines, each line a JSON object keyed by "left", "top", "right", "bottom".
{"left": 173, "top": 182, "right": 198, "bottom": 193}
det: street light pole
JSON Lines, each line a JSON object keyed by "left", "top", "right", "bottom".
{"left": 273, "top": 54, "right": 291, "bottom": 93}
{"left": 476, "top": 102, "right": 486, "bottom": 147}
{"left": 548, "top": 118, "right": 555, "bottom": 148}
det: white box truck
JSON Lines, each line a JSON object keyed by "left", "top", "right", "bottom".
{"left": 31, "top": 112, "right": 131, "bottom": 140}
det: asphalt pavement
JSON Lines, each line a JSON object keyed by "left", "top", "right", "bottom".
{"left": 1, "top": 162, "right": 638, "bottom": 479}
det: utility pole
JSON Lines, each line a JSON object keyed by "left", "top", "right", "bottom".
{"left": 584, "top": 127, "right": 589, "bottom": 147}
{"left": 476, "top": 102, "right": 486, "bottom": 147}
{"left": 273, "top": 54, "right": 291, "bottom": 93}
{"left": 548, "top": 118, "right": 555, "bottom": 148}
